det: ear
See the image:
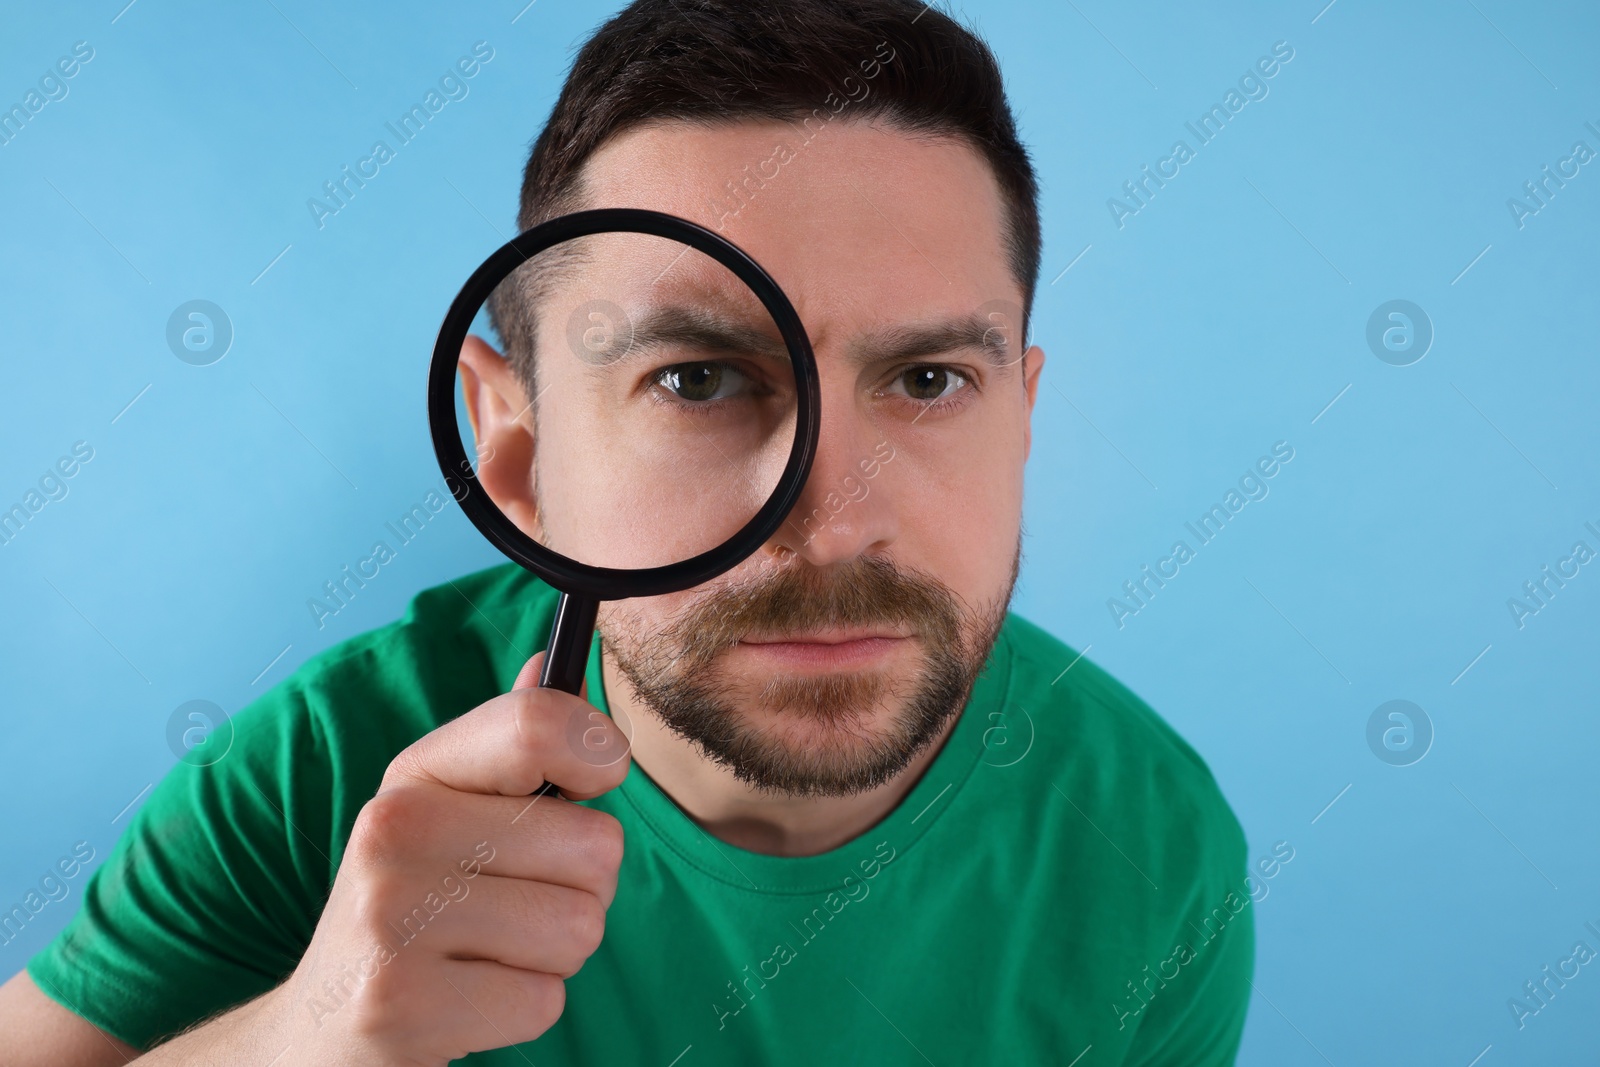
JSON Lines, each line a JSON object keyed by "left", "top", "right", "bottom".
{"left": 1020, "top": 344, "right": 1045, "bottom": 462}
{"left": 458, "top": 334, "right": 542, "bottom": 538}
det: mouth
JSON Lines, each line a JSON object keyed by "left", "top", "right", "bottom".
{"left": 734, "top": 628, "right": 912, "bottom": 670}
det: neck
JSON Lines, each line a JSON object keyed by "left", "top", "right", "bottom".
{"left": 600, "top": 651, "right": 961, "bottom": 857}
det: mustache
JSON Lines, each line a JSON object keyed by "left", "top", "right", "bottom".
{"left": 661, "top": 554, "right": 964, "bottom": 666}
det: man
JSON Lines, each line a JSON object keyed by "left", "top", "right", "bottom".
{"left": 2, "top": 1, "right": 1255, "bottom": 1063}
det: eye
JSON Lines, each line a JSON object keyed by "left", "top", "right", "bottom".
{"left": 652, "top": 361, "right": 751, "bottom": 403}
{"left": 889, "top": 365, "right": 970, "bottom": 403}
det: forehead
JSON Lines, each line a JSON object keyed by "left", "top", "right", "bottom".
{"left": 574, "top": 119, "right": 1018, "bottom": 349}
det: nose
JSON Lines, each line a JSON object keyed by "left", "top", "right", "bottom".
{"left": 765, "top": 388, "right": 898, "bottom": 568}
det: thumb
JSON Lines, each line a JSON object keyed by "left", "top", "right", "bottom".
{"left": 512, "top": 649, "right": 591, "bottom": 700}
{"left": 512, "top": 651, "right": 545, "bottom": 691}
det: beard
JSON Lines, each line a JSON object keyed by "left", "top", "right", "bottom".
{"left": 599, "top": 543, "right": 1020, "bottom": 798}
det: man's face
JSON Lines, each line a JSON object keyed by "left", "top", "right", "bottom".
{"left": 463, "top": 118, "right": 1044, "bottom": 797}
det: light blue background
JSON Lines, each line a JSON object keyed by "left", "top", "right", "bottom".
{"left": 2, "top": 1, "right": 1597, "bottom": 1063}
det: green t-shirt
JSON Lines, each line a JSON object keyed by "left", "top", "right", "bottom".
{"left": 29, "top": 563, "right": 1253, "bottom": 1064}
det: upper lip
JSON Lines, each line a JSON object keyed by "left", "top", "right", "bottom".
{"left": 739, "top": 628, "right": 909, "bottom": 645}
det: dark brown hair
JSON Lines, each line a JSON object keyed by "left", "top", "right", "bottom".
{"left": 488, "top": 0, "right": 1041, "bottom": 391}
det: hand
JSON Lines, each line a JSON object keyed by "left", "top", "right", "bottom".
{"left": 275, "top": 650, "right": 631, "bottom": 1066}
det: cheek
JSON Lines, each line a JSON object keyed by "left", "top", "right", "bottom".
{"left": 601, "top": 583, "right": 709, "bottom": 637}
{"left": 889, "top": 430, "right": 1024, "bottom": 605}
{"left": 598, "top": 597, "right": 666, "bottom": 653}
{"left": 537, "top": 412, "right": 722, "bottom": 569}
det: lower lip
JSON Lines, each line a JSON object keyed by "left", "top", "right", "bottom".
{"left": 735, "top": 636, "right": 907, "bottom": 669}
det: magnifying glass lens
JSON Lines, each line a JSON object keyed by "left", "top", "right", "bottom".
{"left": 458, "top": 231, "right": 799, "bottom": 571}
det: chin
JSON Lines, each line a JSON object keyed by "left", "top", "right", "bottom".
{"left": 692, "top": 668, "right": 960, "bottom": 797}
{"left": 742, "top": 673, "right": 899, "bottom": 743}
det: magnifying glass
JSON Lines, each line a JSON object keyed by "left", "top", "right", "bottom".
{"left": 428, "top": 208, "right": 821, "bottom": 775}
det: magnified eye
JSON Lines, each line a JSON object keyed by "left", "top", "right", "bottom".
{"left": 894, "top": 365, "right": 969, "bottom": 402}
{"left": 654, "top": 361, "right": 750, "bottom": 403}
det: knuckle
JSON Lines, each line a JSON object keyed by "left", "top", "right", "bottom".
{"left": 356, "top": 960, "right": 408, "bottom": 1014}
{"left": 525, "top": 971, "right": 567, "bottom": 1032}
{"left": 350, "top": 788, "right": 427, "bottom": 865}
{"left": 348, "top": 881, "right": 409, "bottom": 940}
{"left": 379, "top": 740, "right": 425, "bottom": 789}
{"left": 584, "top": 810, "right": 626, "bottom": 875}
{"left": 582, "top": 734, "right": 633, "bottom": 790}
{"left": 505, "top": 690, "right": 556, "bottom": 765}
{"left": 569, "top": 892, "right": 607, "bottom": 957}
{"left": 344, "top": 968, "right": 413, "bottom": 1039}
{"left": 603, "top": 746, "right": 634, "bottom": 786}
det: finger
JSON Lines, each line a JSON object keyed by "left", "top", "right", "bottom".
{"left": 438, "top": 958, "right": 566, "bottom": 1055}
{"left": 512, "top": 654, "right": 541, "bottom": 691}
{"left": 403, "top": 874, "right": 607, "bottom": 979}
{"left": 513, "top": 650, "right": 590, "bottom": 698}
{"left": 352, "top": 784, "right": 623, "bottom": 906}
{"left": 386, "top": 686, "right": 631, "bottom": 800}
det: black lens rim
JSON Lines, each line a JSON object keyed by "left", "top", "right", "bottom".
{"left": 428, "top": 208, "right": 821, "bottom": 601}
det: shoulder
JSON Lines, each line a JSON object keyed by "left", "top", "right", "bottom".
{"left": 165, "top": 559, "right": 558, "bottom": 869}
{"left": 998, "top": 613, "right": 1225, "bottom": 793}
{"left": 215, "top": 563, "right": 560, "bottom": 858}
{"left": 993, "top": 613, "right": 1246, "bottom": 875}
{"left": 22, "top": 569, "right": 558, "bottom": 1050}
{"left": 294, "top": 562, "right": 555, "bottom": 709}
{"left": 272, "top": 562, "right": 558, "bottom": 740}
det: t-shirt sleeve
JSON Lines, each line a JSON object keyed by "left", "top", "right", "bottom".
{"left": 24, "top": 568, "right": 539, "bottom": 1050}
{"left": 1119, "top": 805, "right": 1257, "bottom": 1067}
{"left": 26, "top": 679, "right": 340, "bottom": 1050}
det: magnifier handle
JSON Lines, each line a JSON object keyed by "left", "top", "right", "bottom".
{"left": 530, "top": 591, "right": 600, "bottom": 799}
{"left": 539, "top": 591, "right": 599, "bottom": 694}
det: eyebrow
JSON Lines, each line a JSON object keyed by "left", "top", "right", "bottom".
{"left": 619, "top": 304, "right": 791, "bottom": 364}
{"left": 846, "top": 315, "right": 1017, "bottom": 369}
{"left": 598, "top": 306, "right": 1017, "bottom": 370}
